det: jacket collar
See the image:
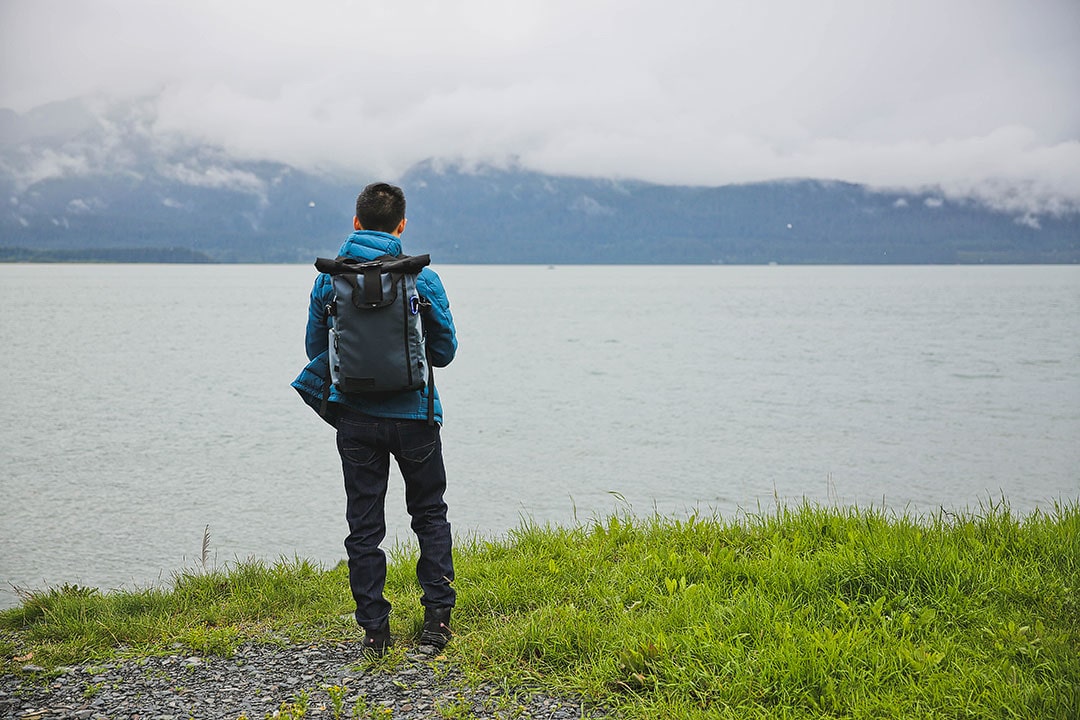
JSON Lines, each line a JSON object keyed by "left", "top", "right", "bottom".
{"left": 337, "top": 230, "right": 402, "bottom": 260}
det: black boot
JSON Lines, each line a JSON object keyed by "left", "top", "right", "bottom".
{"left": 362, "top": 620, "right": 392, "bottom": 658}
{"left": 419, "top": 607, "right": 452, "bottom": 652}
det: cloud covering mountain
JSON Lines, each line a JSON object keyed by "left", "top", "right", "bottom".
{"left": 2, "top": 0, "right": 1078, "bottom": 217}
{"left": 2, "top": 98, "right": 1076, "bottom": 265}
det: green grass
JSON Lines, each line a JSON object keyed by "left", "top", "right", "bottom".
{"left": 3, "top": 500, "right": 1078, "bottom": 718}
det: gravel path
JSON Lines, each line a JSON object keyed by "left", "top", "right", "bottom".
{"left": 0, "top": 643, "right": 606, "bottom": 719}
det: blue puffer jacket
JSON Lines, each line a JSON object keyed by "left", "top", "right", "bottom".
{"left": 291, "top": 230, "right": 457, "bottom": 425}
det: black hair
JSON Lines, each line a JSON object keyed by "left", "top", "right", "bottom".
{"left": 355, "top": 182, "right": 406, "bottom": 233}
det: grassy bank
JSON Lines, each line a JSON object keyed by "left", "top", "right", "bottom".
{"left": 3, "top": 501, "right": 1078, "bottom": 718}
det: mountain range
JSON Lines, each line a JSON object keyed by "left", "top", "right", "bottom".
{"left": 2, "top": 99, "right": 1077, "bottom": 264}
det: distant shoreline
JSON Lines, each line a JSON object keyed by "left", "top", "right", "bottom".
{"left": 3, "top": 251, "right": 1079, "bottom": 266}
{"left": 0, "top": 247, "right": 215, "bottom": 263}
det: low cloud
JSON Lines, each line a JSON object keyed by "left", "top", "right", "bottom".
{"left": 66, "top": 197, "right": 104, "bottom": 213}
{"left": 12, "top": 149, "right": 91, "bottom": 189}
{"left": 158, "top": 161, "right": 268, "bottom": 204}
{"left": 1015, "top": 213, "right": 1041, "bottom": 230}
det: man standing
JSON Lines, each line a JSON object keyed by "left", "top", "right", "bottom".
{"left": 292, "top": 182, "right": 457, "bottom": 657}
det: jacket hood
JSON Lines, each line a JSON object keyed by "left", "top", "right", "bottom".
{"left": 337, "top": 230, "right": 402, "bottom": 260}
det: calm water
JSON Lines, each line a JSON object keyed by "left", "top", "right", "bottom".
{"left": 1, "top": 264, "right": 1078, "bottom": 608}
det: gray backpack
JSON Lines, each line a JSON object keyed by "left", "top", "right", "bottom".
{"left": 314, "top": 253, "right": 435, "bottom": 419}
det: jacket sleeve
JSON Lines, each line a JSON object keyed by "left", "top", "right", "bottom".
{"left": 419, "top": 269, "right": 457, "bottom": 367}
{"left": 304, "top": 274, "right": 333, "bottom": 360}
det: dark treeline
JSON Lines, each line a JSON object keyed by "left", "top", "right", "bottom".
{"left": 0, "top": 247, "right": 215, "bottom": 263}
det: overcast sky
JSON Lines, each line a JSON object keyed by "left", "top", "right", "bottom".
{"left": 2, "top": 0, "right": 1078, "bottom": 214}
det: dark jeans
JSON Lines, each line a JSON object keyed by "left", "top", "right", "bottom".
{"left": 336, "top": 407, "right": 455, "bottom": 630}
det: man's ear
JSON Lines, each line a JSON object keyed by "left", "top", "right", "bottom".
{"left": 395, "top": 217, "right": 407, "bottom": 236}
{"left": 353, "top": 216, "right": 363, "bottom": 231}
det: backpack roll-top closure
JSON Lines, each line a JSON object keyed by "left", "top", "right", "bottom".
{"left": 316, "top": 254, "right": 432, "bottom": 311}
{"left": 315, "top": 253, "right": 431, "bottom": 276}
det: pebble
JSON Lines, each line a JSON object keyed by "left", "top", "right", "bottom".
{"left": 0, "top": 642, "right": 606, "bottom": 719}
